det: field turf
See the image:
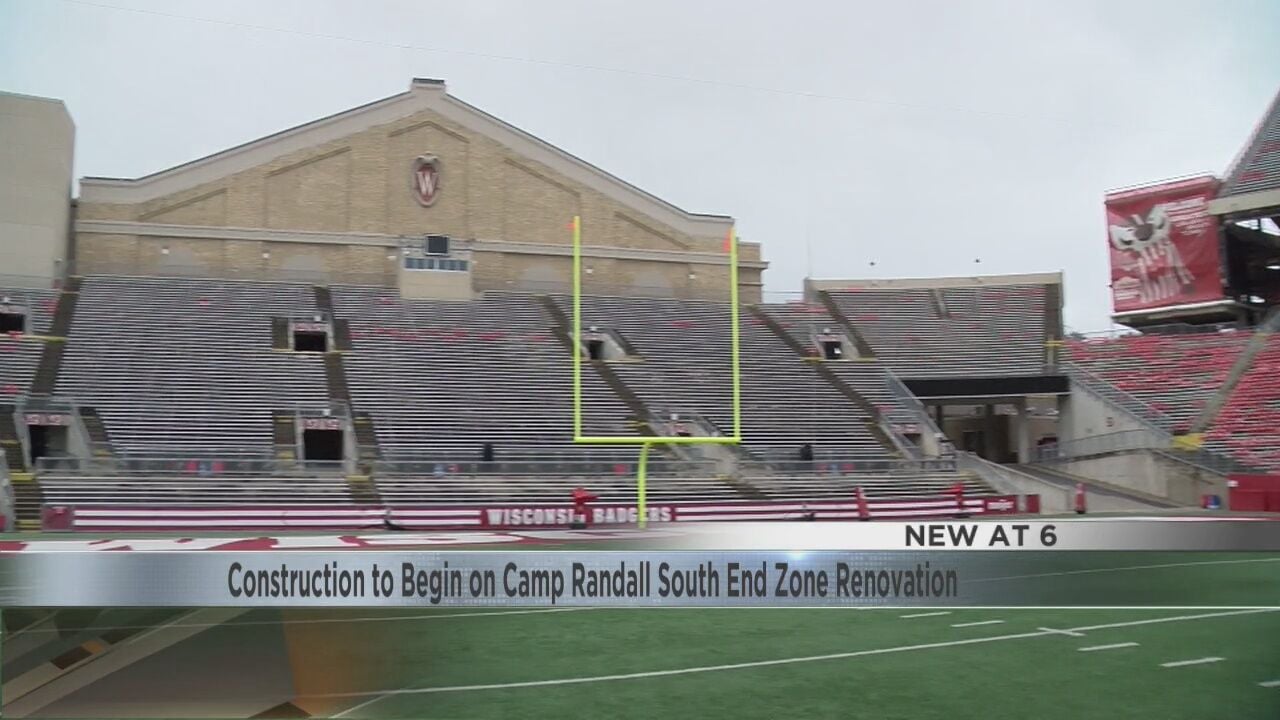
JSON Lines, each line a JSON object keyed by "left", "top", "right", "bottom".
{"left": 298, "top": 603, "right": 1280, "bottom": 719}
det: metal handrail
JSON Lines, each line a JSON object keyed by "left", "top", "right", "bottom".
{"left": 35, "top": 456, "right": 348, "bottom": 477}
{"left": 1060, "top": 361, "right": 1177, "bottom": 432}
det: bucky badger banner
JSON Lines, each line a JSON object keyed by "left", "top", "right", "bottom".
{"left": 1106, "top": 176, "right": 1223, "bottom": 313}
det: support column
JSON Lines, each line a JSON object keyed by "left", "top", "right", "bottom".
{"left": 1015, "top": 397, "right": 1033, "bottom": 463}
{"left": 982, "top": 405, "right": 1000, "bottom": 461}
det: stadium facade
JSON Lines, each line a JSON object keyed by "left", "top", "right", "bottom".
{"left": 6, "top": 78, "right": 766, "bottom": 303}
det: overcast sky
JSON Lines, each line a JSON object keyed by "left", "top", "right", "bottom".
{"left": 2, "top": 0, "right": 1277, "bottom": 331}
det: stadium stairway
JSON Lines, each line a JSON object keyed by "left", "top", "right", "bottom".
{"left": 537, "top": 295, "right": 762, "bottom": 497}
{"left": 813, "top": 291, "right": 877, "bottom": 358}
{"left": 0, "top": 404, "right": 43, "bottom": 529}
{"left": 1043, "top": 282, "right": 1064, "bottom": 373}
{"left": 272, "top": 409, "right": 297, "bottom": 461}
{"left": 1189, "top": 309, "right": 1280, "bottom": 435}
{"left": 270, "top": 317, "right": 290, "bottom": 350}
{"left": 315, "top": 285, "right": 380, "bottom": 503}
{"left": 0, "top": 403, "right": 24, "bottom": 472}
{"left": 1013, "top": 463, "right": 1181, "bottom": 510}
{"left": 28, "top": 276, "right": 81, "bottom": 396}
{"left": 77, "top": 406, "right": 114, "bottom": 458}
{"left": 748, "top": 305, "right": 898, "bottom": 455}
{"left": 351, "top": 411, "right": 381, "bottom": 470}
{"left": 536, "top": 296, "right": 656, "bottom": 437}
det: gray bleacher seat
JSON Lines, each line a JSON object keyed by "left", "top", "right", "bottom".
{"left": 0, "top": 286, "right": 58, "bottom": 397}
{"left": 57, "top": 276, "right": 329, "bottom": 456}
{"left": 829, "top": 283, "right": 1049, "bottom": 378}
{"left": 332, "top": 287, "right": 634, "bottom": 461}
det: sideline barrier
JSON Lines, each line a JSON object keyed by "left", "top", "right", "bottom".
{"left": 40, "top": 495, "right": 1026, "bottom": 532}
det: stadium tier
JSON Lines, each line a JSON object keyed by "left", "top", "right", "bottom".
{"left": 333, "top": 286, "right": 634, "bottom": 461}
{"left": 562, "top": 294, "right": 900, "bottom": 460}
{"left": 0, "top": 285, "right": 57, "bottom": 396}
{"left": 56, "top": 276, "right": 328, "bottom": 456}
{"left": 1202, "top": 334, "right": 1280, "bottom": 470}
{"left": 824, "top": 282, "right": 1054, "bottom": 378}
{"left": 1064, "top": 331, "right": 1252, "bottom": 432}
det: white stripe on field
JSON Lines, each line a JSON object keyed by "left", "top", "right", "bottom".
{"left": 1258, "top": 680, "right": 1280, "bottom": 688}
{"left": 899, "top": 611, "right": 951, "bottom": 618}
{"left": 326, "top": 609, "right": 1275, "bottom": 717}
{"left": 1161, "top": 657, "right": 1224, "bottom": 668}
{"left": 1038, "top": 627, "right": 1084, "bottom": 637}
{"left": 951, "top": 620, "right": 1004, "bottom": 628}
{"left": 1078, "top": 642, "right": 1139, "bottom": 652}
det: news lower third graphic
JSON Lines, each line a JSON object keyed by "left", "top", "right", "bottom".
{"left": 1, "top": 520, "right": 1279, "bottom": 608}
{"left": 2, "top": 521, "right": 1279, "bottom": 720}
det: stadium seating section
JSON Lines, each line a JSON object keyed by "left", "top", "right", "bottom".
{"left": 826, "top": 283, "right": 1051, "bottom": 378}
{"left": 51, "top": 271, "right": 1280, "bottom": 512}
{"left": 1201, "top": 334, "right": 1280, "bottom": 469}
{"left": 333, "top": 287, "right": 633, "bottom": 461}
{"left": 0, "top": 286, "right": 56, "bottom": 399}
{"left": 57, "top": 277, "right": 329, "bottom": 456}
{"left": 1065, "top": 331, "right": 1251, "bottom": 431}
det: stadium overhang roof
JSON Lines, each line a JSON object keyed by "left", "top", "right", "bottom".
{"left": 1111, "top": 298, "right": 1246, "bottom": 326}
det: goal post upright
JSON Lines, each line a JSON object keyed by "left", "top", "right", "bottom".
{"left": 571, "top": 216, "right": 742, "bottom": 528}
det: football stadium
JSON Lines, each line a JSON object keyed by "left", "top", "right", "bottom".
{"left": 1, "top": 73, "right": 1279, "bottom": 717}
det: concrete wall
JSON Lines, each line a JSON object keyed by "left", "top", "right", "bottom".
{"left": 1058, "top": 382, "right": 1154, "bottom": 440}
{"left": 0, "top": 92, "right": 74, "bottom": 284}
{"left": 1058, "top": 450, "right": 1227, "bottom": 506}
{"left": 398, "top": 263, "right": 473, "bottom": 300}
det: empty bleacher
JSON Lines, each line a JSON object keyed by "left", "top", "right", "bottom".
{"left": 826, "top": 283, "right": 1050, "bottom": 378}
{"left": 1202, "top": 334, "right": 1280, "bottom": 470}
{"left": 564, "top": 294, "right": 893, "bottom": 460}
{"left": 1065, "top": 330, "right": 1251, "bottom": 431}
{"left": 57, "top": 276, "right": 329, "bottom": 456}
{"left": 331, "top": 287, "right": 634, "bottom": 461}
{"left": 0, "top": 286, "right": 58, "bottom": 398}
{"left": 756, "top": 301, "right": 921, "bottom": 431}
{"left": 34, "top": 465, "right": 986, "bottom": 507}
{"left": 38, "top": 474, "right": 355, "bottom": 505}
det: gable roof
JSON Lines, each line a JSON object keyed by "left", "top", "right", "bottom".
{"left": 79, "top": 79, "right": 733, "bottom": 239}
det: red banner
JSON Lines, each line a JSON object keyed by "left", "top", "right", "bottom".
{"left": 1106, "top": 176, "right": 1222, "bottom": 313}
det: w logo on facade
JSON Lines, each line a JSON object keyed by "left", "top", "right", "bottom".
{"left": 412, "top": 155, "right": 441, "bottom": 207}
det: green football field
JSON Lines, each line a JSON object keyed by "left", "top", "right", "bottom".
{"left": 297, "top": 602, "right": 1280, "bottom": 719}
{"left": 244, "top": 550, "right": 1279, "bottom": 719}
{"left": 3, "top": 534, "right": 1279, "bottom": 718}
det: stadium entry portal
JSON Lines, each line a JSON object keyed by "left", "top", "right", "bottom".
{"left": 570, "top": 215, "right": 743, "bottom": 527}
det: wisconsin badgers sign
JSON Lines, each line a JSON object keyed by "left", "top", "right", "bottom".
{"left": 1105, "top": 176, "right": 1223, "bottom": 313}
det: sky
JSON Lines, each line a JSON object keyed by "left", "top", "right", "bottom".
{"left": 1, "top": 0, "right": 1277, "bottom": 332}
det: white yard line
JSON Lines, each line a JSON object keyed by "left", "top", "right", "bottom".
{"left": 951, "top": 620, "right": 1005, "bottom": 628}
{"left": 326, "top": 608, "right": 1277, "bottom": 717}
{"left": 1258, "top": 680, "right": 1280, "bottom": 688}
{"left": 1078, "top": 642, "right": 1139, "bottom": 652}
{"left": 1160, "top": 657, "right": 1225, "bottom": 668}
{"left": 899, "top": 611, "right": 951, "bottom": 618}
{"left": 1038, "top": 627, "right": 1085, "bottom": 637}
